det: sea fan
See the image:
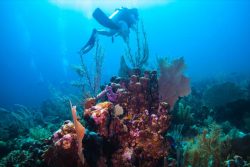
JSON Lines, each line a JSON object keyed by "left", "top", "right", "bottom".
{"left": 158, "top": 57, "right": 191, "bottom": 108}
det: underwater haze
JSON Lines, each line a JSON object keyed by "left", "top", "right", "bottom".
{"left": 0, "top": 0, "right": 249, "bottom": 107}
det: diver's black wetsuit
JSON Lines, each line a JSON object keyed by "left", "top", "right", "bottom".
{"left": 79, "top": 7, "right": 138, "bottom": 55}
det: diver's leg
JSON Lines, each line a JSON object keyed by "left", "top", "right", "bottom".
{"left": 79, "top": 29, "right": 117, "bottom": 55}
{"left": 96, "top": 29, "right": 116, "bottom": 37}
{"left": 79, "top": 29, "right": 97, "bottom": 55}
{"left": 93, "top": 8, "right": 119, "bottom": 29}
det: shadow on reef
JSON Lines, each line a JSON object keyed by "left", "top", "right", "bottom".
{"left": 214, "top": 99, "right": 250, "bottom": 132}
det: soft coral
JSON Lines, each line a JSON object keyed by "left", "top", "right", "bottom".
{"left": 158, "top": 57, "right": 191, "bottom": 108}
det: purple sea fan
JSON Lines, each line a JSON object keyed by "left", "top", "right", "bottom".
{"left": 158, "top": 57, "right": 191, "bottom": 108}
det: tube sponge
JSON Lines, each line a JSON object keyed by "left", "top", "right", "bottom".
{"left": 70, "top": 101, "right": 85, "bottom": 166}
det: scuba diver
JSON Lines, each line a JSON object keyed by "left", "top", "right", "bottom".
{"left": 79, "top": 7, "right": 139, "bottom": 55}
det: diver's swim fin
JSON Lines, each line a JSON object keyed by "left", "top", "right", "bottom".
{"left": 93, "top": 8, "right": 119, "bottom": 30}
{"left": 79, "top": 29, "right": 97, "bottom": 55}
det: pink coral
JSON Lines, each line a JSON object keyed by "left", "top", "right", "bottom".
{"left": 43, "top": 120, "right": 81, "bottom": 167}
{"left": 158, "top": 57, "right": 191, "bottom": 108}
{"left": 55, "top": 134, "right": 75, "bottom": 150}
{"left": 122, "top": 147, "right": 133, "bottom": 161}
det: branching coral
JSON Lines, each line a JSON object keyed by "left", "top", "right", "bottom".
{"left": 10, "top": 104, "right": 36, "bottom": 130}
{"left": 158, "top": 57, "right": 191, "bottom": 108}
{"left": 73, "top": 40, "right": 104, "bottom": 97}
{"left": 183, "top": 123, "right": 231, "bottom": 167}
{"left": 168, "top": 124, "right": 184, "bottom": 143}
{"left": 125, "top": 21, "right": 149, "bottom": 70}
{"left": 174, "top": 102, "right": 193, "bottom": 126}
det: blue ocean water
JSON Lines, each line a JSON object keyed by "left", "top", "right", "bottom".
{"left": 1, "top": 1, "right": 250, "bottom": 166}
{"left": 0, "top": 0, "right": 249, "bottom": 106}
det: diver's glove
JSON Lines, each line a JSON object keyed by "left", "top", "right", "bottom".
{"left": 79, "top": 29, "right": 97, "bottom": 55}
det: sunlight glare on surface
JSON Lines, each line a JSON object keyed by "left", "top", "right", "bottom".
{"left": 49, "top": 0, "right": 173, "bottom": 18}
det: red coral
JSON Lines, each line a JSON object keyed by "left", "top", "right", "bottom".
{"left": 158, "top": 57, "right": 191, "bottom": 108}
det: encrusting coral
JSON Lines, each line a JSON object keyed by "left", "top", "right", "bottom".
{"left": 42, "top": 120, "right": 83, "bottom": 167}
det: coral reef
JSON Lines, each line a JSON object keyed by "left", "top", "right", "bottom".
{"left": 42, "top": 120, "right": 82, "bottom": 167}
{"left": 43, "top": 69, "right": 172, "bottom": 167}
{"left": 158, "top": 57, "right": 191, "bottom": 108}
{"left": 29, "top": 126, "right": 52, "bottom": 141}
{"left": 224, "top": 155, "right": 250, "bottom": 167}
{"left": 166, "top": 79, "right": 250, "bottom": 167}
{"left": 183, "top": 123, "right": 231, "bottom": 167}
{"left": 2, "top": 17, "right": 250, "bottom": 167}
{"left": 0, "top": 136, "right": 49, "bottom": 167}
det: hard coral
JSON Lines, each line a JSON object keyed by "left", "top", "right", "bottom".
{"left": 43, "top": 120, "right": 82, "bottom": 167}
